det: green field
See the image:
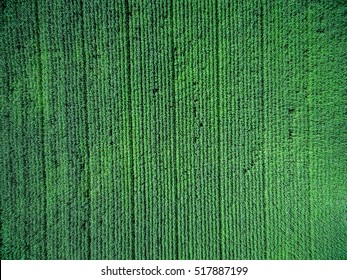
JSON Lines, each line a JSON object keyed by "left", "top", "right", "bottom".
{"left": 1, "top": 0, "right": 346, "bottom": 260}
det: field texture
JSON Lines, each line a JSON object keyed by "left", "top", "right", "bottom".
{"left": 1, "top": 0, "right": 346, "bottom": 260}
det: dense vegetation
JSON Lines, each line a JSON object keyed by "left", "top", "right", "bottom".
{"left": 1, "top": 0, "right": 346, "bottom": 259}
